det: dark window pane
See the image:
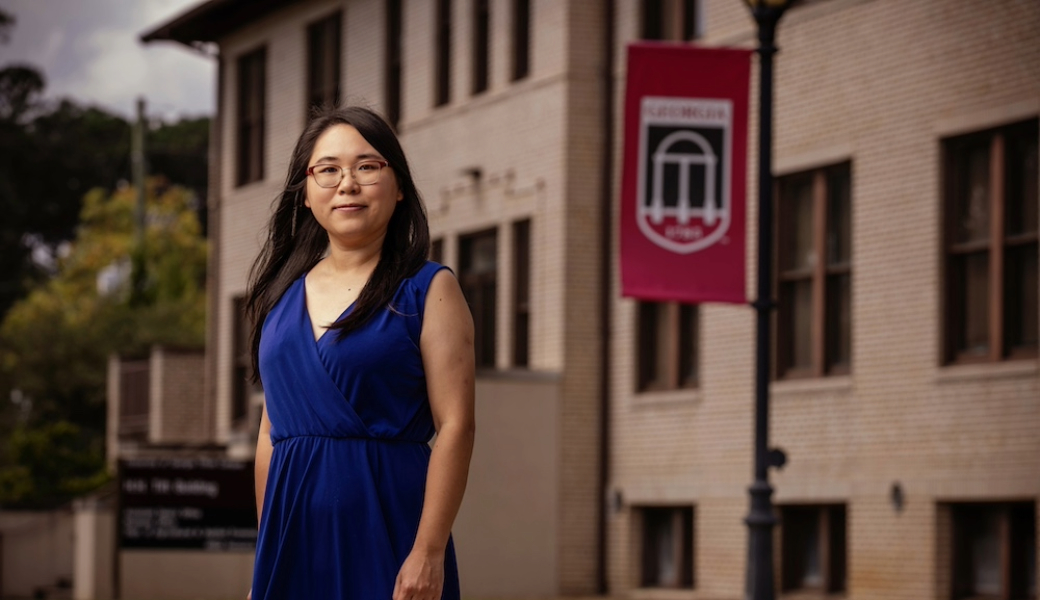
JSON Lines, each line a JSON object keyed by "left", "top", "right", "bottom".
{"left": 435, "top": 0, "right": 452, "bottom": 106}
{"left": 472, "top": 0, "right": 489, "bottom": 94}
{"left": 385, "top": 0, "right": 403, "bottom": 128}
{"left": 827, "top": 164, "right": 852, "bottom": 266}
{"left": 641, "top": 0, "right": 664, "bottom": 40}
{"left": 638, "top": 303, "right": 669, "bottom": 391}
{"left": 828, "top": 507, "right": 847, "bottom": 592}
{"left": 1006, "top": 121, "right": 1039, "bottom": 236}
{"left": 952, "top": 252, "right": 990, "bottom": 357}
{"left": 512, "top": 0, "right": 530, "bottom": 80}
{"left": 678, "top": 304, "right": 698, "bottom": 387}
{"left": 1005, "top": 243, "right": 1038, "bottom": 352}
{"left": 237, "top": 48, "right": 266, "bottom": 186}
{"left": 460, "top": 229, "right": 497, "bottom": 368}
{"left": 513, "top": 220, "right": 530, "bottom": 367}
{"left": 826, "top": 273, "right": 851, "bottom": 372}
{"left": 307, "top": 13, "right": 342, "bottom": 113}
{"left": 780, "top": 175, "right": 815, "bottom": 272}
{"left": 779, "top": 279, "right": 813, "bottom": 375}
{"left": 1010, "top": 504, "right": 1037, "bottom": 598}
{"left": 682, "top": 0, "right": 698, "bottom": 41}
{"left": 782, "top": 507, "right": 820, "bottom": 590}
{"left": 952, "top": 139, "right": 991, "bottom": 244}
{"left": 641, "top": 507, "right": 693, "bottom": 588}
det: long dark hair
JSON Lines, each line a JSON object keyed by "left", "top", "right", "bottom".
{"left": 245, "top": 105, "right": 430, "bottom": 381}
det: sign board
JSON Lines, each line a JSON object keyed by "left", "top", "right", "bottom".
{"left": 621, "top": 44, "right": 752, "bottom": 304}
{"left": 119, "top": 457, "right": 257, "bottom": 551}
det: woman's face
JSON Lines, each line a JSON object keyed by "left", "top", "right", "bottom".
{"left": 304, "top": 124, "right": 403, "bottom": 247}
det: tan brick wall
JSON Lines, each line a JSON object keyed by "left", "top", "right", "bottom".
{"left": 608, "top": 1, "right": 1040, "bottom": 599}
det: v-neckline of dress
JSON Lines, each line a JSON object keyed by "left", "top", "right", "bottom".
{"left": 300, "top": 276, "right": 356, "bottom": 345}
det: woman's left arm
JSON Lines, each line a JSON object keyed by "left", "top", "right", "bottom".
{"left": 393, "top": 269, "right": 476, "bottom": 600}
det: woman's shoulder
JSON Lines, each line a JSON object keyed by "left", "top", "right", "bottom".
{"left": 406, "top": 260, "right": 452, "bottom": 290}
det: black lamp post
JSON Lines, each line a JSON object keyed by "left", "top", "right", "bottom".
{"left": 743, "top": 1, "right": 796, "bottom": 599}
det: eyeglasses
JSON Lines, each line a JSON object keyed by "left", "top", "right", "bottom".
{"left": 306, "top": 159, "right": 389, "bottom": 188}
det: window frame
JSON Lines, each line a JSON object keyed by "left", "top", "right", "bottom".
{"left": 639, "top": 505, "right": 695, "bottom": 589}
{"left": 235, "top": 46, "right": 266, "bottom": 187}
{"left": 775, "top": 162, "right": 853, "bottom": 380}
{"left": 949, "top": 501, "right": 1037, "bottom": 600}
{"left": 779, "top": 504, "right": 847, "bottom": 594}
{"left": 942, "top": 118, "right": 1039, "bottom": 365}
{"left": 637, "top": 301, "right": 699, "bottom": 392}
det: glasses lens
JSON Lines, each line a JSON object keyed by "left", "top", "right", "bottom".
{"left": 312, "top": 165, "right": 342, "bottom": 188}
{"left": 353, "top": 161, "right": 383, "bottom": 185}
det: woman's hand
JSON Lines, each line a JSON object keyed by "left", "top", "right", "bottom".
{"left": 392, "top": 548, "right": 445, "bottom": 600}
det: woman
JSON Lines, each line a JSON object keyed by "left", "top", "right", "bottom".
{"left": 245, "top": 106, "right": 475, "bottom": 600}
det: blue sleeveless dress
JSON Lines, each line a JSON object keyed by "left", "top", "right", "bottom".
{"left": 251, "top": 261, "right": 460, "bottom": 600}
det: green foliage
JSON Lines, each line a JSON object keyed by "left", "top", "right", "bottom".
{"left": 0, "top": 421, "right": 109, "bottom": 507}
{"left": 0, "top": 180, "right": 207, "bottom": 508}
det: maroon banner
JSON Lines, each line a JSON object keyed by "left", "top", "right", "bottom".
{"left": 620, "top": 44, "right": 751, "bottom": 304}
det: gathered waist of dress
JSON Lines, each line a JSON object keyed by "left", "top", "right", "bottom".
{"left": 272, "top": 433, "right": 430, "bottom": 445}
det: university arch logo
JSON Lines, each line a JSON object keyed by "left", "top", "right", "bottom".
{"left": 637, "top": 96, "right": 733, "bottom": 254}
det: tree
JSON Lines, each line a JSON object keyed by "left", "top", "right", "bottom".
{"left": 0, "top": 8, "right": 209, "bottom": 318}
{"left": 0, "top": 179, "right": 207, "bottom": 509}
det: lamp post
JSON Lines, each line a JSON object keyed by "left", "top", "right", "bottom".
{"left": 743, "top": 1, "right": 796, "bottom": 599}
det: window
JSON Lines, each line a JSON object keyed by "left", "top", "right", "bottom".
{"left": 236, "top": 47, "right": 266, "bottom": 186}
{"left": 950, "top": 502, "right": 1036, "bottom": 600}
{"left": 232, "top": 296, "right": 253, "bottom": 424}
{"left": 119, "top": 360, "right": 150, "bottom": 436}
{"left": 435, "top": 0, "right": 452, "bottom": 106}
{"left": 306, "top": 13, "right": 342, "bottom": 115}
{"left": 637, "top": 302, "right": 699, "bottom": 391}
{"left": 513, "top": 220, "right": 531, "bottom": 367}
{"left": 943, "top": 119, "right": 1038, "bottom": 364}
{"left": 780, "top": 505, "right": 847, "bottom": 594}
{"left": 385, "top": 0, "right": 402, "bottom": 128}
{"left": 430, "top": 238, "right": 444, "bottom": 264}
{"left": 472, "top": 0, "right": 490, "bottom": 94}
{"left": 511, "top": 0, "right": 531, "bottom": 81}
{"left": 460, "top": 229, "right": 497, "bottom": 368}
{"left": 776, "top": 162, "right": 852, "bottom": 379}
{"left": 640, "top": 506, "right": 694, "bottom": 589}
{"left": 641, "top": 0, "right": 700, "bottom": 41}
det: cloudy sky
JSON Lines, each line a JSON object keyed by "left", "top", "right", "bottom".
{"left": 0, "top": 0, "right": 214, "bottom": 120}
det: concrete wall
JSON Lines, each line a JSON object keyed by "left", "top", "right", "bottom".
{"left": 454, "top": 375, "right": 561, "bottom": 597}
{"left": 0, "top": 510, "right": 74, "bottom": 598}
{"left": 119, "top": 551, "right": 254, "bottom": 600}
{"left": 73, "top": 501, "right": 114, "bottom": 600}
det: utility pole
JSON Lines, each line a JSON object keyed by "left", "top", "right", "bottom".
{"left": 130, "top": 97, "right": 147, "bottom": 303}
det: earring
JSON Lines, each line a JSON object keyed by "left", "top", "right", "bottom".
{"left": 290, "top": 201, "right": 298, "bottom": 237}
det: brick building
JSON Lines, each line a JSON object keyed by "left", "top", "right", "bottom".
{"left": 143, "top": 0, "right": 1038, "bottom": 598}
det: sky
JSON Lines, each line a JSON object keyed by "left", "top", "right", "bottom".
{"left": 0, "top": 0, "right": 215, "bottom": 121}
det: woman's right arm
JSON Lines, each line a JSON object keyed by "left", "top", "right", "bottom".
{"left": 254, "top": 401, "right": 273, "bottom": 525}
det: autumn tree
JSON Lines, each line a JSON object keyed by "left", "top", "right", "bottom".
{"left": 0, "top": 179, "right": 206, "bottom": 508}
